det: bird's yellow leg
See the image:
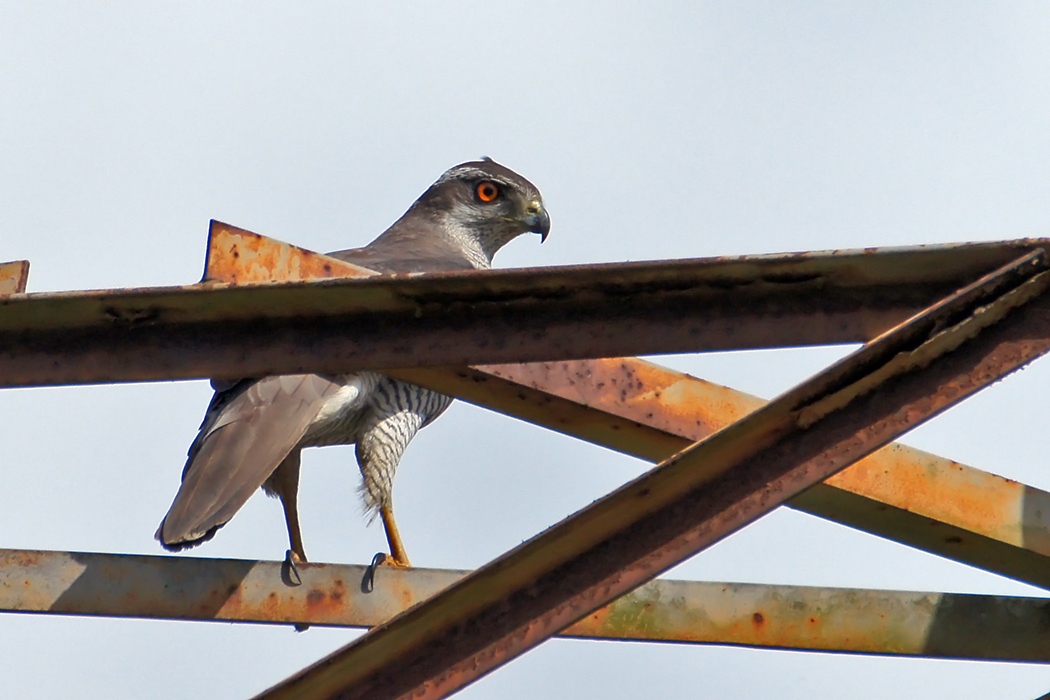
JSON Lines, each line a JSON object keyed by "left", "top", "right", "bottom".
{"left": 282, "top": 496, "right": 307, "bottom": 566}
{"left": 380, "top": 505, "right": 411, "bottom": 567}
{"left": 274, "top": 451, "right": 308, "bottom": 564}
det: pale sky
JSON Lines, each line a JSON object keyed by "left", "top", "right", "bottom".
{"left": 3, "top": 3, "right": 1050, "bottom": 698}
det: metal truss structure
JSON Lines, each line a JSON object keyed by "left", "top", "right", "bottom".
{"left": 4, "top": 222, "right": 1050, "bottom": 698}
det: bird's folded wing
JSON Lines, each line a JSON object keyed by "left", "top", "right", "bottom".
{"left": 157, "top": 374, "right": 342, "bottom": 546}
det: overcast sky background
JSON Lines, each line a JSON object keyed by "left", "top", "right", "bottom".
{"left": 3, "top": 3, "right": 1050, "bottom": 699}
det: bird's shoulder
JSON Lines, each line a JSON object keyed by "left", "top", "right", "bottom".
{"left": 326, "top": 208, "right": 486, "bottom": 273}
{"left": 326, "top": 241, "right": 476, "bottom": 274}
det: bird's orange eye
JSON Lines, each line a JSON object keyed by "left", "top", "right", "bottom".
{"left": 476, "top": 181, "right": 499, "bottom": 202}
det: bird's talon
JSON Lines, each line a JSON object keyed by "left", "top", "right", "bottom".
{"left": 361, "top": 552, "right": 387, "bottom": 593}
{"left": 283, "top": 549, "right": 303, "bottom": 586}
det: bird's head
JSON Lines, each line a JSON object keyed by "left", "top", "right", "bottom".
{"left": 417, "top": 158, "right": 550, "bottom": 265}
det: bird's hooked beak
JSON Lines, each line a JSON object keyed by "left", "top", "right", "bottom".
{"left": 523, "top": 200, "right": 551, "bottom": 242}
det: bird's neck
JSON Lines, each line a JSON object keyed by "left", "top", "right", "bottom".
{"left": 438, "top": 217, "right": 495, "bottom": 269}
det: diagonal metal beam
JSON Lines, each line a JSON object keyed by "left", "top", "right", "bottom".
{"left": 2, "top": 548, "right": 1049, "bottom": 663}
{"left": 402, "top": 361, "right": 1050, "bottom": 590}
{"left": 4, "top": 221, "right": 1050, "bottom": 388}
{"left": 0, "top": 260, "right": 29, "bottom": 295}
{"left": 254, "top": 251, "right": 1050, "bottom": 698}
{"left": 204, "top": 226, "right": 1050, "bottom": 593}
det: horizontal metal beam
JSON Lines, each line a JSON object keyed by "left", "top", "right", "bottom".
{"left": 0, "top": 260, "right": 29, "bottom": 295}
{"left": 399, "top": 360, "right": 1050, "bottom": 590}
{"left": 1, "top": 548, "right": 1048, "bottom": 663}
{"left": 3, "top": 221, "right": 1050, "bottom": 387}
{"left": 255, "top": 251, "right": 1050, "bottom": 698}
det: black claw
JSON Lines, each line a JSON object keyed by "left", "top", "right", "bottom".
{"left": 282, "top": 549, "right": 303, "bottom": 587}
{"left": 362, "top": 552, "right": 387, "bottom": 593}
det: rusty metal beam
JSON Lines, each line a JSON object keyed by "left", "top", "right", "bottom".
{"left": 2, "top": 548, "right": 1049, "bottom": 663}
{"left": 4, "top": 221, "right": 1050, "bottom": 388}
{"left": 202, "top": 226, "right": 1050, "bottom": 593}
{"left": 254, "top": 251, "right": 1050, "bottom": 698}
{"left": 0, "top": 260, "right": 29, "bottom": 295}
{"left": 401, "top": 361, "right": 1050, "bottom": 590}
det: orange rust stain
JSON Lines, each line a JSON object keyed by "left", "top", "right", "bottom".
{"left": 2, "top": 551, "right": 45, "bottom": 568}
{"left": 393, "top": 578, "right": 418, "bottom": 611}
{"left": 511, "top": 355, "right": 1024, "bottom": 546}
{"left": 0, "top": 260, "right": 30, "bottom": 295}
{"left": 220, "top": 585, "right": 298, "bottom": 623}
{"left": 302, "top": 579, "right": 352, "bottom": 619}
{"left": 487, "top": 357, "right": 766, "bottom": 444}
{"left": 205, "top": 223, "right": 376, "bottom": 285}
{"left": 213, "top": 585, "right": 249, "bottom": 619}
{"left": 825, "top": 443, "right": 1022, "bottom": 543}
{"left": 564, "top": 605, "right": 613, "bottom": 637}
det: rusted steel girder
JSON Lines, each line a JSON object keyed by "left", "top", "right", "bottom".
{"left": 404, "top": 361, "right": 1050, "bottom": 590}
{"left": 0, "top": 260, "right": 29, "bottom": 295}
{"left": 204, "top": 226, "right": 1050, "bottom": 594}
{"left": 3, "top": 221, "right": 1050, "bottom": 388}
{"left": 254, "top": 252, "right": 1050, "bottom": 699}
{"left": 2, "top": 548, "right": 1049, "bottom": 663}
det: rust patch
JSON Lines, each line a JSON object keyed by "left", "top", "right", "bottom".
{"left": 476, "top": 353, "right": 1034, "bottom": 558}
{"left": 825, "top": 443, "right": 1023, "bottom": 545}
{"left": 204, "top": 221, "right": 377, "bottom": 284}
{"left": 0, "top": 550, "right": 45, "bottom": 568}
{"left": 0, "top": 260, "right": 29, "bottom": 295}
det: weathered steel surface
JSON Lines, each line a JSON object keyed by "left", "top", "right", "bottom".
{"left": 204, "top": 224, "right": 378, "bottom": 284}
{"left": 0, "top": 260, "right": 29, "bottom": 295}
{"left": 254, "top": 253, "right": 1050, "bottom": 699}
{"left": 199, "top": 226, "right": 1050, "bottom": 592}
{"left": 411, "top": 360, "right": 1050, "bottom": 590}
{"left": 4, "top": 221, "right": 1050, "bottom": 388}
{"left": 568, "top": 579, "right": 1050, "bottom": 661}
{"left": 2, "top": 549, "right": 1049, "bottom": 662}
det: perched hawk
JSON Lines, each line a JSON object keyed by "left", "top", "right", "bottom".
{"left": 156, "top": 159, "right": 550, "bottom": 567}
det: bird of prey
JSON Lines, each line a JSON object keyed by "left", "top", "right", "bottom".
{"left": 156, "top": 159, "right": 550, "bottom": 568}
